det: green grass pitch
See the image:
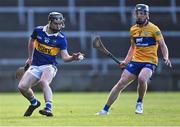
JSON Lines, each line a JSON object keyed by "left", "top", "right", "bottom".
{"left": 0, "top": 92, "right": 180, "bottom": 126}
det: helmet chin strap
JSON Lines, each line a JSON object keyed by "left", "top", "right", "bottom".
{"left": 136, "top": 18, "right": 148, "bottom": 25}
{"left": 49, "top": 25, "right": 60, "bottom": 33}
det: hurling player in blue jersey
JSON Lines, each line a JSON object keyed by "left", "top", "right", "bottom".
{"left": 18, "top": 12, "right": 83, "bottom": 117}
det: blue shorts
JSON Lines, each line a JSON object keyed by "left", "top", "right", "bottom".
{"left": 125, "top": 61, "right": 157, "bottom": 76}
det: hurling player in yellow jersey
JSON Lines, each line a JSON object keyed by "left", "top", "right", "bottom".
{"left": 96, "top": 4, "right": 171, "bottom": 115}
{"left": 18, "top": 12, "right": 84, "bottom": 117}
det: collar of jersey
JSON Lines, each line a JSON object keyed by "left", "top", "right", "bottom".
{"left": 43, "top": 25, "right": 59, "bottom": 37}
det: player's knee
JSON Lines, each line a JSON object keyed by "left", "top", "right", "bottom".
{"left": 39, "top": 80, "right": 49, "bottom": 87}
{"left": 138, "top": 76, "right": 147, "bottom": 85}
{"left": 18, "top": 82, "right": 28, "bottom": 92}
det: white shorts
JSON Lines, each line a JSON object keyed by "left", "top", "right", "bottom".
{"left": 26, "top": 64, "right": 58, "bottom": 79}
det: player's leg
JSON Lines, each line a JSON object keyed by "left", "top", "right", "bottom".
{"left": 18, "top": 72, "right": 38, "bottom": 100}
{"left": 135, "top": 67, "right": 152, "bottom": 114}
{"left": 38, "top": 65, "right": 57, "bottom": 117}
{"left": 96, "top": 69, "right": 136, "bottom": 115}
{"left": 106, "top": 70, "right": 136, "bottom": 106}
{"left": 18, "top": 69, "right": 40, "bottom": 116}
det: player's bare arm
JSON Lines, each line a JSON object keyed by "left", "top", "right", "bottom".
{"left": 60, "top": 50, "right": 83, "bottom": 62}
{"left": 158, "top": 39, "right": 172, "bottom": 67}
{"left": 120, "top": 40, "right": 135, "bottom": 68}
{"left": 26, "top": 38, "right": 35, "bottom": 65}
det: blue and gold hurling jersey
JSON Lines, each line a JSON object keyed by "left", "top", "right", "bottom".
{"left": 31, "top": 25, "right": 67, "bottom": 66}
{"left": 130, "top": 22, "right": 164, "bottom": 65}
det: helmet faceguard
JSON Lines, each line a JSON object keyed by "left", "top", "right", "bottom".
{"left": 48, "top": 12, "right": 65, "bottom": 33}
{"left": 135, "top": 4, "right": 149, "bottom": 25}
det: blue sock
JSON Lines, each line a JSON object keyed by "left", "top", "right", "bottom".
{"left": 103, "top": 105, "right": 110, "bottom": 112}
{"left": 30, "top": 97, "right": 37, "bottom": 106}
{"left": 45, "top": 101, "right": 52, "bottom": 111}
{"left": 137, "top": 97, "right": 143, "bottom": 103}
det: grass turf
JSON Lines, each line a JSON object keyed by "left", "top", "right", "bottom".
{"left": 0, "top": 92, "right": 180, "bottom": 126}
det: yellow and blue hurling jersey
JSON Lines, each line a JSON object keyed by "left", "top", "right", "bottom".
{"left": 130, "top": 22, "right": 164, "bottom": 65}
{"left": 31, "top": 26, "right": 67, "bottom": 66}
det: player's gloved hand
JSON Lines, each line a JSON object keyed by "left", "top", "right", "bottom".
{"left": 25, "top": 57, "right": 33, "bottom": 65}
{"left": 119, "top": 61, "right": 127, "bottom": 69}
{"left": 72, "top": 52, "right": 84, "bottom": 61}
{"left": 163, "top": 58, "right": 172, "bottom": 68}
